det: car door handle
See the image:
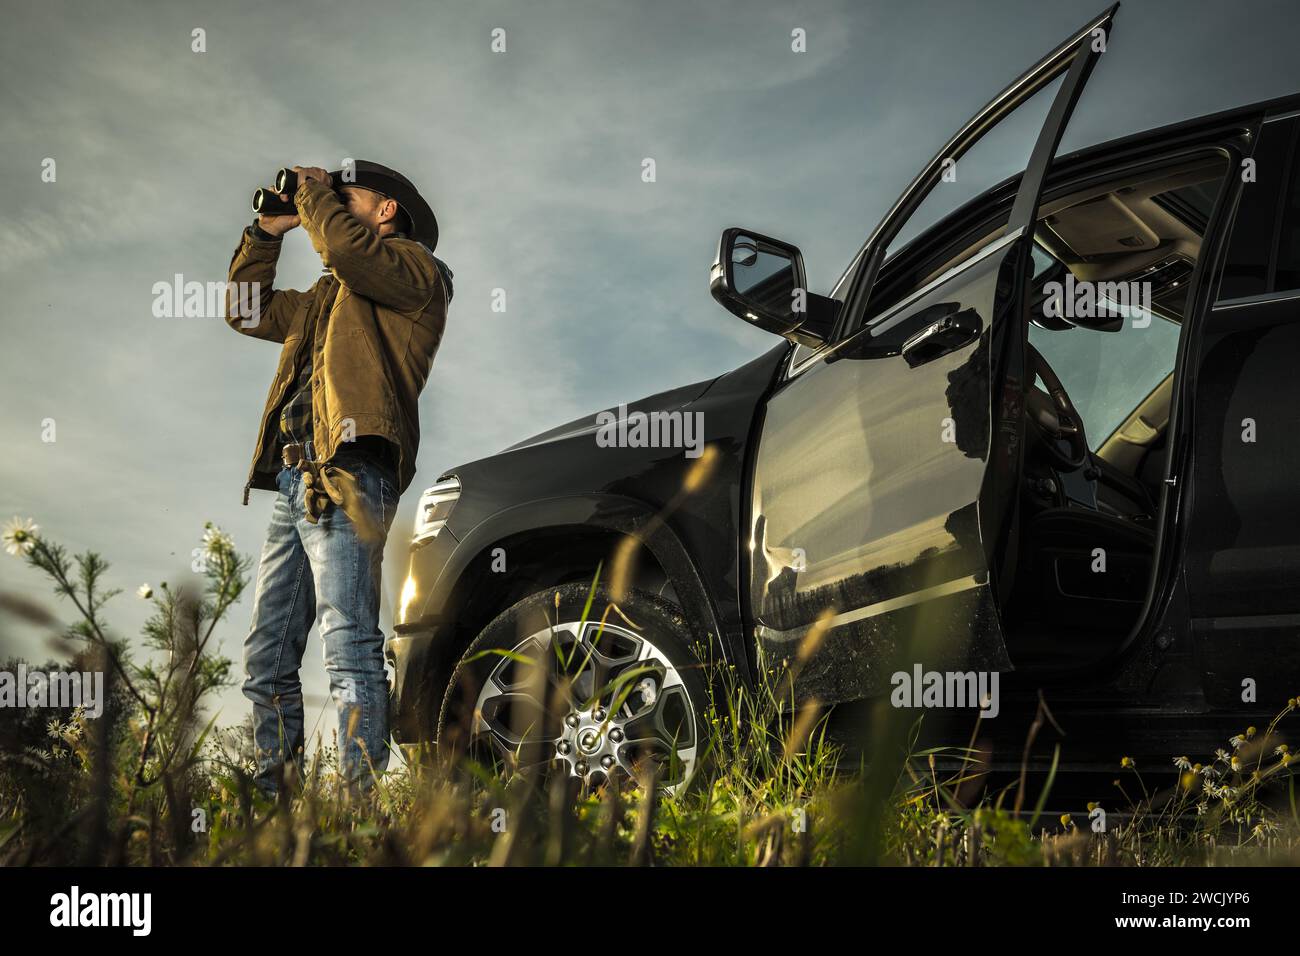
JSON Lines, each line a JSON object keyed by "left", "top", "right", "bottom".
{"left": 900, "top": 306, "right": 983, "bottom": 368}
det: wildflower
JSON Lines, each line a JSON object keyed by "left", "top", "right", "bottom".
{"left": 202, "top": 522, "right": 234, "bottom": 559}
{"left": 137, "top": 583, "right": 153, "bottom": 599}
{"left": 1086, "top": 801, "right": 1099, "bottom": 813}
{"left": 1173, "top": 755, "right": 1192, "bottom": 771}
{"left": 1059, "top": 813, "right": 1072, "bottom": 828}
{"left": 1120, "top": 756, "right": 1135, "bottom": 769}
{"left": 1277, "top": 744, "right": 1291, "bottom": 756}
{"left": 1180, "top": 771, "right": 1196, "bottom": 791}
{"left": 1229, "top": 735, "right": 1247, "bottom": 750}
{"left": 1231, "top": 756, "right": 1242, "bottom": 772}
{"left": 61, "top": 713, "right": 83, "bottom": 740}
{"left": 3, "top": 516, "right": 39, "bottom": 557}
{"left": 1215, "top": 748, "right": 1230, "bottom": 763}
{"left": 1247, "top": 726, "right": 1257, "bottom": 739}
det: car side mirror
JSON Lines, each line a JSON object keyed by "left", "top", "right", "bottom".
{"left": 709, "top": 227, "right": 838, "bottom": 348}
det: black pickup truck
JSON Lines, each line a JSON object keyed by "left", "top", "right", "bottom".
{"left": 387, "top": 3, "right": 1300, "bottom": 791}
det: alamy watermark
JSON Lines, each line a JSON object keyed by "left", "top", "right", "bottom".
{"left": 0, "top": 664, "right": 104, "bottom": 718}
{"left": 49, "top": 886, "right": 150, "bottom": 936}
{"left": 890, "top": 664, "right": 999, "bottom": 718}
{"left": 1042, "top": 275, "right": 1153, "bottom": 327}
{"left": 152, "top": 274, "right": 262, "bottom": 328}
{"left": 595, "top": 403, "right": 705, "bottom": 459}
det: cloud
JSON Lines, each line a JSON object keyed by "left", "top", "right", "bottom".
{"left": 3, "top": 0, "right": 1299, "bottom": 738}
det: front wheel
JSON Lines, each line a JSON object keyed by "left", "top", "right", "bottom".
{"left": 435, "top": 583, "right": 711, "bottom": 796}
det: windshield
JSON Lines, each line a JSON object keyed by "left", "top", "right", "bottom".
{"left": 1028, "top": 276, "right": 1181, "bottom": 449}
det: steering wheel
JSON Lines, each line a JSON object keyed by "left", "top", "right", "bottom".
{"left": 1026, "top": 343, "right": 1089, "bottom": 471}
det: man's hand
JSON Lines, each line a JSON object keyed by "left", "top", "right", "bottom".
{"left": 257, "top": 166, "right": 329, "bottom": 236}
{"left": 292, "top": 165, "right": 332, "bottom": 189}
{"left": 257, "top": 212, "right": 300, "bottom": 237}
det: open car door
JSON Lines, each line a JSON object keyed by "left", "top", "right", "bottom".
{"left": 748, "top": 5, "right": 1119, "bottom": 703}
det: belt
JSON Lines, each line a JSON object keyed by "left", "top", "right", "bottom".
{"left": 281, "top": 441, "right": 384, "bottom": 545}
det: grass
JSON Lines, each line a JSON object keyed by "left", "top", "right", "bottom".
{"left": 4, "top": 515, "right": 1300, "bottom": 866}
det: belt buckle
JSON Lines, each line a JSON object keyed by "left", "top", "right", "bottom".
{"left": 281, "top": 439, "right": 315, "bottom": 470}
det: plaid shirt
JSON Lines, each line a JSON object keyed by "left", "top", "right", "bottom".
{"left": 276, "top": 339, "right": 394, "bottom": 473}
{"left": 277, "top": 342, "right": 315, "bottom": 447}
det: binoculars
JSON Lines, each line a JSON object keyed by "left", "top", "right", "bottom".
{"left": 251, "top": 167, "right": 335, "bottom": 216}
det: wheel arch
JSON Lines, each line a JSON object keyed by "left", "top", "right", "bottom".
{"left": 399, "top": 494, "right": 729, "bottom": 741}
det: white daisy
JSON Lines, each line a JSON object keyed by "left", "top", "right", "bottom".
{"left": 201, "top": 522, "right": 234, "bottom": 558}
{"left": 3, "top": 516, "right": 39, "bottom": 556}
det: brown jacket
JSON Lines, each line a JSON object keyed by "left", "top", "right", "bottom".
{"left": 225, "top": 178, "right": 449, "bottom": 505}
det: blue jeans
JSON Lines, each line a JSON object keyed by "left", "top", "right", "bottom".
{"left": 241, "top": 444, "right": 400, "bottom": 797}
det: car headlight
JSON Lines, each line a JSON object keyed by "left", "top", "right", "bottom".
{"left": 412, "top": 475, "right": 460, "bottom": 545}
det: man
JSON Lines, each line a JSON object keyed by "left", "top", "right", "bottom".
{"left": 224, "top": 161, "right": 453, "bottom": 798}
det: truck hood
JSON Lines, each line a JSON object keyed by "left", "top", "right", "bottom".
{"left": 500, "top": 377, "right": 719, "bottom": 454}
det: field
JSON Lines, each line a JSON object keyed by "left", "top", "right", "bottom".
{"left": 4, "top": 518, "right": 1300, "bottom": 868}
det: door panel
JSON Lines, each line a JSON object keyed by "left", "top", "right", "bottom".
{"left": 1185, "top": 114, "right": 1300, "bottom": 707}
{"left": 752, "top": 243, "right": 1013, "bottom": 700}
{"left": 748, "top": 5, "right": 1119, "bottom": 704}
{"left": 1187, "top": 298, "right": 1300, "bottom": 706}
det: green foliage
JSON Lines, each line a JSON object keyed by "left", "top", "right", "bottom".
{"left": 5, "top": 519, "right": 1300, "bottom": 866}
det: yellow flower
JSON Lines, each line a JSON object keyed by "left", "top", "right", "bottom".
{"left": 1120, "top": 756, "right": 1135, "bottom": 769}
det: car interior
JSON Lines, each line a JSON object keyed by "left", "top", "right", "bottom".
{"left": 809, "top": 148, "right": 1232, "bottom": 675}
{"left": 999, "top": 154, "right": 1230, "bottom": 671}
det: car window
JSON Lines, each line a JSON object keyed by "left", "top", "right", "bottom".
{"left": 841, "top": 73, "right": 1070, "bottom": 348}
{"left": 882, "top": 73, "right": 1066, "bottom": 262}
{"left": 1030, "top": 243, "right": 1058, "bottom": 281}
{"left": 1218, "top": 115, "right": 1300, "bottom": 300}
{"left": 1028, "top": 299, "right": 1182, "bottom": 449}
{"left": 1274, "top": 123, "right": 1300, "bottom": 291}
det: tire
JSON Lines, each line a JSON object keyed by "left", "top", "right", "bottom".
{"left": 436, "top": 583, "right": 711, "bottom": 796}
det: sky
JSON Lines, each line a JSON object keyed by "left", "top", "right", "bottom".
{"left": 2, "top": 0, "right": 1298, "bottom": 747}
